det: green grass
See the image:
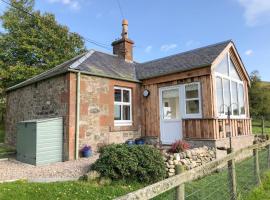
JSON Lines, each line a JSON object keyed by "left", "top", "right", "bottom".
{"left": 0, "top": 180, "right": 145, "bottom": 200}
{"left": 244, "top": 171, "right": 270, "bottom": 200}
{"left": 0, "top": 122, "right": 4, "bottom": 143}
{"left": 252, "top": 119, "right": 270, "bottom": 135}
{"left": 154, "top": 149, "right": 269, "bottom": 200}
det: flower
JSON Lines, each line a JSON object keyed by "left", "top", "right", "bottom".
{"left": 81, "top": 144, "right": 91, "bottom": 152}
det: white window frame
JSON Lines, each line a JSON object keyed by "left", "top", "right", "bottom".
{"left": 182, "top": 82, "right": 202, "bottom": 119}
{"left": 215, "top": 53, "right": 246, "bottom": 119}
{"left": 114, "top": 87, "right": 132, "bottom": 126}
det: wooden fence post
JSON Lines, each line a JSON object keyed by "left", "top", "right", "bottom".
{"left": 227, "top": 148, "right": 237, "bottom": 200}
{"left": 175, "top": 165, "right": 185, "bottom": 200}
{"left": 253, "top": 145, "right": 261, "bottom": 185}
{"left": 267, "top": 144, "right": 270, "bottom": 169}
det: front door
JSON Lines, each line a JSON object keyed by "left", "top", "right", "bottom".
{"left": 160, "top": 86, "right": 182, "bottom": 144}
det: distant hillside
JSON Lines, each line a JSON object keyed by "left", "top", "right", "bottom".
{"left": 261, "top": 81, "right": 270, "bottom": 89}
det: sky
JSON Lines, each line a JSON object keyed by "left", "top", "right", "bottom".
{"left": 0, "top": 0, "right": 270, "bottom": 81}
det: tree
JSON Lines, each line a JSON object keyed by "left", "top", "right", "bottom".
{"left": 249, "top": 70, "right": 270, "bottom": 134}
{"left": 0, "top": 0, "right": 86, "bottom": 89}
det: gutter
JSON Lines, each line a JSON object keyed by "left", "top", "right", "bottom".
{"left": 68, "top": 69, "right": 141, "bottom": 83}
{"left": 75, "top": 72, "right": 81, "bottom": 160}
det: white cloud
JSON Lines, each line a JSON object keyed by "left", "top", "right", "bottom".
{"left": 144, "top": 45, "right": 153, "bottom": 53}
{"left": 237, "top": 0, "right": 270, "bottom": 26}
{"left": 160, "top": 44, "right": 177, "bottom": 52}
{"left": 47, "top": 0, "right": 80, "bottom": 10}
{"left": 245, "top": 49, "right": 254, "bottom": 56}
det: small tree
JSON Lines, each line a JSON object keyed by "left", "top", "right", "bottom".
{"left": 249, "top": 71, "right": 270, "bottom": 134}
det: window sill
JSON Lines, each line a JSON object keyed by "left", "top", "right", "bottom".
{"left": 114, "top": 121, "right": 133, "bottom": 127}
{"left": 183, "top": 114, "right": 202, "bottom": 119}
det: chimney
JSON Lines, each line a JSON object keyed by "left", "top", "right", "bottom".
{"left": 112, "top": 19, "right": 134, "bottom": 61}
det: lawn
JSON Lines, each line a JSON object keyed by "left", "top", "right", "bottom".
{"left": 0, "top": 180, "right": 145, "bottom": 200}
{"left": 244, "top": 171, "right": 270, "bottom": 200}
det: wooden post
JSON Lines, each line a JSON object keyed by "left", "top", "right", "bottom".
{"left": 227, "top": 148, "right": 237, "bottom": 200}
{"left": 267, "top": 144, "right": 270, "bottom": 169}
{"left": 175, "top": 165, "right": 185, "bottom": 200}
{"left": 262, "top": 117, "right": 265, "bottom": 135}
{"left": 253, "top": 145, "right": 261, "bottom": 185}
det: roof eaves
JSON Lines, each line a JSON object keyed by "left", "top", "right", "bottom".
{"left": 68, "top": 68, "right": 141, "bottom": 83}
{"left": 6, "top": 52, "right": 88, "bottom": 92}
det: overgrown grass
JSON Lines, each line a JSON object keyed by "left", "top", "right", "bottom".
{"left": 244, "top": 171, "right": 270, "bottom": 200}
{"left": 0, "top": 180, "right": 145, "bottom": 200}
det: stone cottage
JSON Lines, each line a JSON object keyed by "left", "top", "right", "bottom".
{"left": 5, "top": 19, "right": 253, "bottom": 161}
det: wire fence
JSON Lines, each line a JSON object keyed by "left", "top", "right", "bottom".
{"left": 116, "top": 141, "right": 270, "bottom": 200}
{"left": 153, "top": 147, "right": 269, "bottom": 200}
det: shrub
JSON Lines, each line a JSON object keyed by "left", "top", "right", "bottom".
{"left": 169, "top": 140, "right": 190, "bottom": 153}
{"left": 91, "top": 144, "right": 166, "bottom": 183}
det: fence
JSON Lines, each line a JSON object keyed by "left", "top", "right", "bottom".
{"left": 116, "top": 140, "right": 270, "bottom": 200}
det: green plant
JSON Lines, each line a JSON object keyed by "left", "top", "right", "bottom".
{"left": 92, "top": 144, "right": 166, "bottom": 183}
{"left": 169, "top": 140, "right": 190, "bottom": 153}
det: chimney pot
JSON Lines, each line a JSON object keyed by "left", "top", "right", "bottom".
{"left": 111, "top": 19, "right": 134, "bottom": 61}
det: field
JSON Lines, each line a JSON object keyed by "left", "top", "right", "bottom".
{"left": 252, "top": 119, "right": 270, "bottom": 135}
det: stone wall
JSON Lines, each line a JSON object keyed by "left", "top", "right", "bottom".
{"left": 163, "top": 146, "right": 216, "bottom": 177}
{"left": 78, "top": 75, "right": 141, "bottom": 151}
{"left": 5, "top": 74, "right": 70, "bottom": 158}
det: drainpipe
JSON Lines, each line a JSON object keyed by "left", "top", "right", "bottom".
{"left": 75, "top": 72, "right": 81, "bottom": 160}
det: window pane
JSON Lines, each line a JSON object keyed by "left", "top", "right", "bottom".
{"left": 223, "top": 79, "right": 231, "bottom": 114}
{"left": 239, "top": 84, "right": 245, "bottom": 115}
{"left": 123, "top": 90, "right": 130, "bottom": 102}
{"left": 162, "top": 89, "right": 179, "bottom": 120}
{"left": 186, "top": 100, "right": 199, "bottom": 114}
{"left": 231, "top": 81, "right": 239, "bottom": 115}
{"left": 123, "top": 105, "right": 131, "bottom": 120}
{"left": 216, "top": 55, "right": 229, "bottom": 76}
{"left": 114, "top": 89, "right": 121, "bottom": 102}
{"left": 229, "top": 59, "right": 241, "bottom": 80}
{"left": 216, "top": 77, "right": 224, "bottom": 114}
{"left": 114, "top": 105, "right": 121, "bottom": 120}
{"left": 185, "top": 84, "right": 199, "bottom": 99}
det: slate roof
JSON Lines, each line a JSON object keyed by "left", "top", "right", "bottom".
{"left": 7, "top": 40, "right": 232, "bottom": 91}
{"left": 136, "top": 40, "right": 231, "bottom": 79}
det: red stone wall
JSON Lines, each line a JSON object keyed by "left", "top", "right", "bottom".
{"left": 79, "top": 75, "right": 141, "bottom": 151}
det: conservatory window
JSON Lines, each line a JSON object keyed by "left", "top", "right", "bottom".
{"left": 215, "top": 53, "right": 245, "bottom": 117}
{"left": 114, "top": 87, "right": 132, "bottom": 126}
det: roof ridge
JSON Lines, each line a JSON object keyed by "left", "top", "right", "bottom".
{"left": 140, "top": 40, "right": 232, "bottom": 65}
{"left": 69, "top": 50, "right": 95, "bottom": 69}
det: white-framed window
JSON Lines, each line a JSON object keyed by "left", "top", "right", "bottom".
{"left": 183, "top": 82, "right": 202, "bottom": 118}
{"left": 215, "top": 53, "right": 246, "bottom": 118}
{"left": 114, "top": 87, "right": 132, "bottom": 126}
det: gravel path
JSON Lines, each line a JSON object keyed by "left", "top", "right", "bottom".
{"left": 0, "top": 154, "right": 99, "bottom": 182}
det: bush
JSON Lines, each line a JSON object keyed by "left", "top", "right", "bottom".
{"left": 92, "top": 144, "right": 166, "bottom": 183}
{"left": 169, "top": 140, "right": 190, "bottom": 153}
